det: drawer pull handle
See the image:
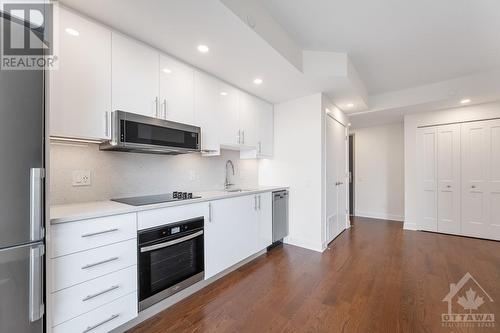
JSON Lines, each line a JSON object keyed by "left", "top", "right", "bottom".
{"left": 81, "top": 257, "right": 119, "bottom": 270}
{"left": 82, "top": 313, "right": 119, "bottom": 333}
{"left": 81, "top": 228, "right": 119, "bottom": 238}
{"left": 82, "top": 285, "right": 120, "bottom": 302}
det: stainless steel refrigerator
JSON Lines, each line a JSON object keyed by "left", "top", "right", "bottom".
{"left": 0, "top": 15, "right": 46, "bottom": 333}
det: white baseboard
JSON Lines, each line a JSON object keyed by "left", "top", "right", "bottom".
{"left": 355, "top": 211, "right": 404, "bottom": 222}
{"left": 284, "top": 236, "right": 324, "bottom": 253}
{"left": 403, "top": 222, "right": 418, "bottom": 230}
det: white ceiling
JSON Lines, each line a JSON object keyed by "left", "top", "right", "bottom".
{"left": 261, "top": 0, "right": 500, "bottom": 94}
{"left": 59, "top": 0, "right": 500, "bottom": 127}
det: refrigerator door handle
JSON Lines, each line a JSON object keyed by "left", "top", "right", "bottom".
{"left": 29, "top": 243, "right": 45, "bottom": 322}
{"left": 30, "top": 168, "right": 44, "bottom": 241}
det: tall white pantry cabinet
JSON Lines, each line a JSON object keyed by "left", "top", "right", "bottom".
{"left": 417, "top": 119, "right": 500, "bottom": 241}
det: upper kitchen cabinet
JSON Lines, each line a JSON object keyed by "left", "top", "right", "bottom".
{"left": 112, "top": 33, "right": 159, "bottom": 117}
{"left": 159, "top": 55, "right": 195, "bottom": 124}
{"left": 194, "top": 71, "right": 220, "bottom": 153}
{"left": 218, "top": 83, "right": 241, "bottom": 146}
{"left": 50, "top": 8, "right": 112, "bottom": 140}
{"left": 255, "top": 99, "right": 274, "bottom": 157}
{"left": 237, "top": 92, "right": 257, "bottom": 147}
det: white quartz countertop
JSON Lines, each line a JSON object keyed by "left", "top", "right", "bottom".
{"left": 50, "top": 186, "right": 288, "bottom": 224}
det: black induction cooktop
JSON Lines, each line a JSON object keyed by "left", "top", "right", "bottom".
{"left": 111, "top": 192, "right": 201, "bottom": 206}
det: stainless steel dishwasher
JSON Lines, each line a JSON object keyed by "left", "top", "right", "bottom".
{"left": 272, "top": 190, "right": 289, "bottom": 245}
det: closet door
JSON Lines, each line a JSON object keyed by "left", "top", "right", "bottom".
{"left": 461, "top": 120, "right": 500, "bottom": 240}
{"left": 436, "top": 124, "right": 461, "bottom": 234}
{"left": 417, "top": 127, "right": 438, "bottom": 232}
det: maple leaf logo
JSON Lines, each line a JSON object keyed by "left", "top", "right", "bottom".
{"left": 457, "top": 288, "right": 485, "bottom": 313}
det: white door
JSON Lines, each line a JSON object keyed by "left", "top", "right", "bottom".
{"left": 325, "top": 115, "right": 347, "bottom": 243}
{"left": 437, "top": 124, "right": 461, "bottom": 234}
{"left": 50, "top": 8, "right": 111, "bottom": 140}
{"left": 111, "top": 33, "right": 159, "bottom": 117}
{"left": 336, "top": 122, "right": 348, "bottom": 235}
{"left": 193, "top": 71, "right": 220, "bottom": 153}
{"left": 255, "top": 100, "right": 274, "bottom": 157}
{"left": 417, "top": 127, "right": 438, "bottom": 231}
{"left": 461, "top": 120, "right": 500, "bottom": 240}
{"left": 159, "top": 54, "right": 194, "bottom": 124}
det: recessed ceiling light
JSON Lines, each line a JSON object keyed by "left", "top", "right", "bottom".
{"left": 197, "top": 44, "right": 210, "bottom": 53}
{"left": 65, "top": 28, "right": 79, "bottom": 36}
{"left": 253, "top": 78, "right": 263, "bottom": 85}
{"left": 348, "top": 123, "right": 352, "bottom": 127}
{"left": 162, "top": 68, "right": 172, "bottom": 74}
{"left": 220, "top": 91, "right": 228, "bottom": 96}
{"left": 346, "top": 103, "right": 354, "bottom": 108}
{"left": 460, "top": 98, "right": 471, "bottom": 104}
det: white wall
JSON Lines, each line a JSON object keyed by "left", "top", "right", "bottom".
{"left": 404, "top": 101, "right": 500, "bottom": 230}
{"left": 352, "top": 123, "right": 404, "bottom": 221}
{"left": 259, "top": 93, "right": 324, "bottom": 251}
{"left": 50, "top": 144, "right": 259, "bottom": 204}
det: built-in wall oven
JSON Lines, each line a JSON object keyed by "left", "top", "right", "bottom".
{"left": 138, "top": 218, "right": 204, "bottom": 311}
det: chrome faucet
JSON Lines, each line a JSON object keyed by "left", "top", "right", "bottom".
{"left": 225, "top": 160, "right": 235, "bottom": 190}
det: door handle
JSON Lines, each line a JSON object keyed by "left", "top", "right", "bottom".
{"left": 29, "top": 244, "right": 45, "bottom": 322}
{"left": 30, "top": 168, "right": 44, "bottom": 242}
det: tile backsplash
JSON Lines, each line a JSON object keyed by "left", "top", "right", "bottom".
{"left": 49, "top": 142, "right": 259, "bottom": 205}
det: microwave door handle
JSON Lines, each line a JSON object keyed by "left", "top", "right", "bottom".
{"left": 140, "top": 230, "right": 204, "bottom": 253}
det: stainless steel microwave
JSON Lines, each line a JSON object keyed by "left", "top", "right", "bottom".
{"left": 100, "top": 111, "right": 201, "bottom": 155}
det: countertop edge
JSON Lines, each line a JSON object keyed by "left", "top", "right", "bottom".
{"left": 50, "top": 186, "right": 289, "bottom": 224}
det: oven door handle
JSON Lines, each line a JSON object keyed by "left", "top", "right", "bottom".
{"left": 140, "top": 230, "right": 204, "bottom": 253}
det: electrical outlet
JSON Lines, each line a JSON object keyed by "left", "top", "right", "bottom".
{"left": 72, "top": 170, "right": 91, "bottom": 186}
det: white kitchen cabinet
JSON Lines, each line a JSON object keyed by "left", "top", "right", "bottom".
{"left": 205, "top": 195, "right": 258, "bottom": 279}
{"left": 256, "top": 192, "right": 273, "bottom": 250}
{"left": 159, "top": 54, "right": 194, "bottom": 124}
{"left": 194, "top": 71, "right": 221, "bottom": 153}
{"left": 50, "top": 8, "right": 111, "bottom": 140}
{"left": 218, "top": 83, "right": 241, "bottom": 146}
{"left": 255, "top": 99, "right": 274, "bottom": 157}
{"left": 238, "top": 92, "right": 257, "bottom": 147}
{"left": 112, "top": 33, "right": 159, "bottom": 117}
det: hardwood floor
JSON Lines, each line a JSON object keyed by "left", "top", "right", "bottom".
{"left": 129, "top": 217, "right": 500, "bottom": 333}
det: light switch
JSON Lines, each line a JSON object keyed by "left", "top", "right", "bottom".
{"left": 72, "top": 170, "right": 91, "bottom": 186}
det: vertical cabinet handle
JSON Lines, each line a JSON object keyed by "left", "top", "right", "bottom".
{"left": 208, "top": 203, "right": 212, "bottom": 222}
{"left": 154, "top": 97, "right": 159, "bottom": 118}
{"left": 29, "top": 244, "right": 45, "bottom": 322}
{"left": 258, "top": 141, "right": 262, "bottom": 154}
{"left": 254, "top": 195, "right": 257, "bottom": 210}
{"left": 163, "top": 98, "right": 168, "bottom": 119}
{"left": 30, "top": 168, "right": 44, "bottom": 242}
{"left": 258, "top": 195, "right": 261, "bottom": 210}
{"left": 242, "top": 130, "right": 245, "bottom": 144}
{"left": 104, "top": 111, "right": 110, "bottom": 137}
{"left": 237, "top": 130, "right": 241, "bottom": 144}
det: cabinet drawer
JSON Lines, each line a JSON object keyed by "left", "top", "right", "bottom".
{"left": 52, "top": 266, "right": 137, "bottom": 326}
{"left": 52, "top": 239, "right": 137, "bottom": 292}
{"left": 53, "top": 291, "right": 138, "bottom": 333}
{"left": 138, "top": 202, "right": 207, "bottom": 230}
{"left": 51, "top": 213, "right": 137, "bottom": 258}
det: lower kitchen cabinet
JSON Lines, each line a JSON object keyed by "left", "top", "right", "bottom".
{"left": 204, "top": 193, "right": 272, "bottom": 279}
